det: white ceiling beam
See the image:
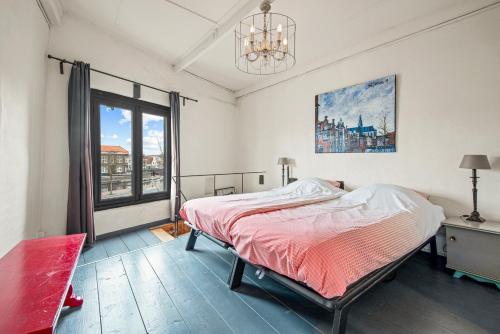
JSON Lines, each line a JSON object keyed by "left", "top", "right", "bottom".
{"left": 173, "top": 0, "right": 264, "bottom": 73}
{"left": 39, "top": 0, "right": 63, "bottom": 26}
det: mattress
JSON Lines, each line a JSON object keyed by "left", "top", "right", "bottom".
{"left": 180, "top": 179, "right": 445, "bottom": 298}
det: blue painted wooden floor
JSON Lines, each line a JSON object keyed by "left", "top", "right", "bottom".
{"left": 60, "top": 235, "right": 500, "bottom": 334}
{"left": 77, "top": 228, "right": 162, "bottom": 266}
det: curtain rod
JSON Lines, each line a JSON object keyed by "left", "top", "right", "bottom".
{"left": 47, "top": 54, "right": 198, "bottom": 103}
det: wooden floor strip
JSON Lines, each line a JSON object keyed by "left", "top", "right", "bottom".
{"left": 57, "top": 263, "right": 101, "bottom": 334}
{"left": 137, "top": 228, "right": 162, "bottom": 246}
{"left": 163, "top": 239, "right": 280, "bottom": 334}
{"left": 189, "top": 237, "right": 321, "bottom": 334}
{"left": 77, "top": 254, "right": 85, "bottom": 266}
{"left": 99, "top": 237, "right": 129, "bottom": 257}
{"left": 120, "top": 231, "right": 148, "bottom": 251}
{"left": 120, "top": 251, "right": 190, "bottom": 334}
{"left": 83, "top": 243, "right": 109, "bottom": 264}
{"left": 95, "top": 257, "right": 147, "bottom": 334}
{"left": 143, "top": 244, "right": 234, "bottom": 334}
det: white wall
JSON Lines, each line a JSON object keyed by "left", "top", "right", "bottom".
{"left": 41, "top": 15, "right": 238, "bottom": 236}
{"left": 0, "top": 1, "right": 49, "bottom": 256}
{"left": 13, "top": 3, "right": 498, "bottom": 245}
{"left": 237, "top": 7, "right": 500, "bottom": 224}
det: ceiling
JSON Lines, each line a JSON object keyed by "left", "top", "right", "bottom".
{"left": 60, "top": 0, "right": 488, "bottom": 93}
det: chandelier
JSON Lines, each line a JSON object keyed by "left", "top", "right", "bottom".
{"left": 235, "top": 0, "right": 296, "bottom": 75}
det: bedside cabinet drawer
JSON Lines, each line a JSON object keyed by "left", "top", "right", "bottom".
{"left": 446, "top": 226, "right": 500, "bottom": 281}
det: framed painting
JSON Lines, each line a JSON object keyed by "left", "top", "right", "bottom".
{"left": 315, "top": 75, "right": 396, "bottom": 153}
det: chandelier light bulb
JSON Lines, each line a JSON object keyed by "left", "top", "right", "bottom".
{"left": 250, "top": 25, "right": 255, "bottom": 33}
{"left": 283, "top": 38, "right": 288, "bottom": 45}
{"left": 277, "top": 23, "right": 283, "bottom": 41}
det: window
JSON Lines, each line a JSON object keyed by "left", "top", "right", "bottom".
{"left": 91, "top": 89, "right": 171, "bottom": 210}
{"left": 142, "top": 112, "right": 166, "bottom": 195}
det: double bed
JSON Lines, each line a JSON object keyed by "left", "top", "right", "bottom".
{"left": 180, "top": 178, "right": 445, "bottom": 334}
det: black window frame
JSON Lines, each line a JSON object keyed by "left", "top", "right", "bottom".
{"left": 91, "top": 89, "right": 171, "bottom": 211}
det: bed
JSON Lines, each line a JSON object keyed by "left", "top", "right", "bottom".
{"left": 180, "top": 178, "right": 445, "bottom": 334}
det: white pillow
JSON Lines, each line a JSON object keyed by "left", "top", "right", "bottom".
{"left": 279, "top": 178, "right": 345, "bottom": 196}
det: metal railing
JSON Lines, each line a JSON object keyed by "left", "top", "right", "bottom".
{"left": 172, "top": 171, "right": 265, "bottom": 202}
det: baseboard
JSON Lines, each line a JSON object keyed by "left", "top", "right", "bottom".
{"left": 96, "top": 218, "right": 171, "bottom": 240}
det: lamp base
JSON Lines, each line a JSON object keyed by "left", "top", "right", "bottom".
{"left": 464, "top": 211, "right": 485, "bottom": 223}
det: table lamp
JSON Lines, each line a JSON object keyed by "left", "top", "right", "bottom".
{"left": 459, "top": 154, "right": 490, "bottom": 222}
{"left": 277, "top": 157, "right": 289, "bottom": 187}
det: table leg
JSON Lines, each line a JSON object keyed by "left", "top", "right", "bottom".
{"left": 63, "top": 284, "right": 83, "bottom": 307}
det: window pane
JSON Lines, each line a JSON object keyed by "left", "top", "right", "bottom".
{"left": 142, "top": 113, "right": 165, "bottom": 194}
{"left": 100, "top": 104, "right": 133, "bottom": 200}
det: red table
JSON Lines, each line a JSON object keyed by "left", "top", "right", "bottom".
{"left": 0, "top": 234, "right": 85, "bottom": 334}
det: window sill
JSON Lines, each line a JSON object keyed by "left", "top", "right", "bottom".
{"left": 95, "top": 195, "right": 169, "bottom": 211}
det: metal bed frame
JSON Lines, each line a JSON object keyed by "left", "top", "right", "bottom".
{"left": 182, "top": 180, "right": 438, "bottom": 334}
{"left": 184, "top": 222, "right": 438, "bottom": 334}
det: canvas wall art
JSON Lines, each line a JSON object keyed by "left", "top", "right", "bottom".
{"left": 315, "top": 75, "right": 396, "bottom": 153}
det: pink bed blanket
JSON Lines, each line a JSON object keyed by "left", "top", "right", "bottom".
{"left": 180, "top": 181, "right": 444, "bottom": 298}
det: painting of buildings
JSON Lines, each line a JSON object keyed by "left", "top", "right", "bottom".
{"left": 315, "top": 75, "right": 396, "bottom": 153}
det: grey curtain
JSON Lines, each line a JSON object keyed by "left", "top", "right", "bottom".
{"left": 67, "top": 61, "right": 95, "bottom": 244}
{"left": 169, "top": 92, "right": 181, "bottom": 229}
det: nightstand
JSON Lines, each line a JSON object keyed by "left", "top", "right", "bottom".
{"left": 443, "top": 217, "right": 500, "bottom": 290}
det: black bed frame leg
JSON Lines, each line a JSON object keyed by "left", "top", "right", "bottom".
{"left": 185, "top": 229, "right": 198, "bottom": 251}
{"left": 228, "top": 256, "right": 245, "bottom": 290}
{"left": 429, "top": 235, "right": 438, "bottom": 268}
{"left": 332, "top": 306, "right": 350, "bottom": 334}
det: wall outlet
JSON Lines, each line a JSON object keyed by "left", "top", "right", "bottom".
{"left": 36, "top": 231, "right": 46, "bottom": 238}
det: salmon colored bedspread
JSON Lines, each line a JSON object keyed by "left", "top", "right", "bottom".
{"left": 180, "top": 180, "right": 444, "bottom": 298}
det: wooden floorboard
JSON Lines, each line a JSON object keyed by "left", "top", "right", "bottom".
{"left": 120, "top": 250, "right": 190, "bottom": 334}
{"left": 58, "top": 263, "right": 101, "bottom": 334}
{"left": 136, "top": 228, "right": 162, "bottom": 246}
{"left": 371, "top": 280, "right": 485, "bottom": 334}
{"left": 95, "top": 257, "right": 147, "bottom": 334}
{"left": 82, "top": 243, "right": 108, "bottom": 264}
{"left": 99, "top": 236, "right": 129, "bottom": 257}
{"left": 191, "top": 237, "right": 321, "bottom": 334}
{"left": 120, "top": 231, "right": 148, "bottom": 251}
{"left": 396, "top": 257, "right": 500, "bottom": 333}
{"left": 164, "top": 239, "right": 280, "bottom": 334}
{"left": 77, "top": 253, "right": 85, "bottom": 266}
{"left": 143, "top": 244, "right": 234, "bottom": 334}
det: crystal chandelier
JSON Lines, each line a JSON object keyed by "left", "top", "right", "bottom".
{"left": 235, "top": 0, "right": 296, "bottom": 75}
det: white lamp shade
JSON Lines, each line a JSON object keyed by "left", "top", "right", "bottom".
{"left": 459, "top": 155, "right": 491, "bottom": 169}
{"left": 277, "top": 157, "right": 289, "bottom": 165}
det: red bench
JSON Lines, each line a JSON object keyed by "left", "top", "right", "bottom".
{"left": 0, "top": 234, "right": 85, "bottom": 334}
